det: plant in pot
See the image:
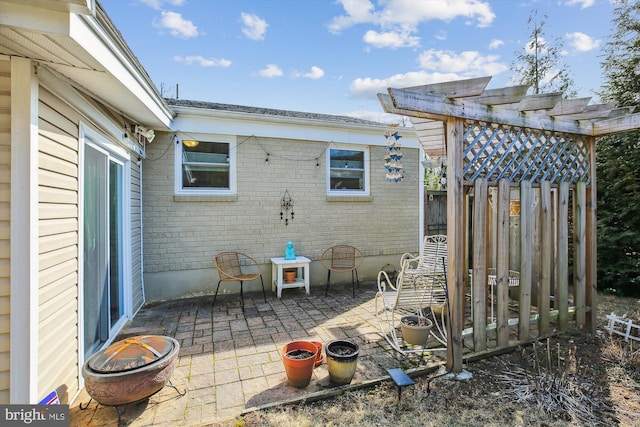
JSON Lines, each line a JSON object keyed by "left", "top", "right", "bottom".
{"left": 400, "top": 315, "right": 433, "bottom": 346}
{"left": 281, "top": 341, "right": 318, "bottom": 388}
{"left": 325, "top": 339, "right": 360, "bottom": 385}
{"left": 284, "top": 269, "right": 297, "bottom": 283}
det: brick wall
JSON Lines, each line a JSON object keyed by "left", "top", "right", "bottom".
{"left": 142, "top": 131, "right": 420, "bottom": 299}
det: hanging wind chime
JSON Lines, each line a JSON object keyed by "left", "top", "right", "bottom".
{"left": 384, "top": 124, "right": 404, "bottom": 182}
{"left": 280, "top": 190, "right": 294, "bottom": 225}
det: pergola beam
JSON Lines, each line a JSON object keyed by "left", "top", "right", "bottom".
{"left": 387, "top": 87, "right": 596, "bottom": 135}
{"left": 403, "top": 76, "right": 492, "bottom": 98}
{"left": 593, "top": 111, "right": 640, "bottom": 136}
{"left": 383, "top": 80, "right": 640, "bottom": 137}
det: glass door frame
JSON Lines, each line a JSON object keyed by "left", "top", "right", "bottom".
{"left": 78, "top": 124, "right": 132, "bottom": 363}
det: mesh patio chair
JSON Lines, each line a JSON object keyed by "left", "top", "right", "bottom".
{"left": 213, "top": 252, "right": 266, "bottom": 311}
{"left": 321, "top": 245, "right": 363, "bottom": 297}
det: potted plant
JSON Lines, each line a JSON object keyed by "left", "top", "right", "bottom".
{"left": 400, "top": 315, "right": 433, "bottom": 345}
{"left": 281, "top": 341, "right": 318, "bottom": 388}
{"left": 325, "top": 339, "right": 360, "bottom": 385}
{"left": 284, "top": 269, "right": 296, "bottom": 283}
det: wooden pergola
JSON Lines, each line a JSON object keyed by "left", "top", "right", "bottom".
{"left": 378, "top": 76, "right": 640, "bottom": 373}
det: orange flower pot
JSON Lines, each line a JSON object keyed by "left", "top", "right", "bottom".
{"left": 284, "top": 270, "right": 297, "bottom": 283}
{"left": 281, "top": 341, "right": 318, "bottom": 388}
{"left": 310, "top": 341, "right": 324, "bottom": 367}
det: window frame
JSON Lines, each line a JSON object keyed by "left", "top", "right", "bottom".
{"left": 326, "top": 145, "right": 370, "bottom": 196}
{"left": 174, "top": 134, "right": 237, "bottom": 195}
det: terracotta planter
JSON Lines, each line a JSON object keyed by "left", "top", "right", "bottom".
{"left": 310, "top": 341, "right": 324, "bottom": 367}
{"left": 284, "top": 270, "right": 296, "bottom": 283}
{"left": 281, "top": 341, "right": 318, "bottom": 388}
{"left": 325, "top": 340, "right": 359, "bottom": 385}
{"left": 400, "top": 315, "right": 433, "bottom": 345}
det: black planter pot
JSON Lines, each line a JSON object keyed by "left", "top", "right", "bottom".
{"left": 325, "top": 340, "right": 360, "bottom": 385}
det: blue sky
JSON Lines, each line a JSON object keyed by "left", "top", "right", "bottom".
{"left": 101, "top": 0, "right": 614, "bottom": 123}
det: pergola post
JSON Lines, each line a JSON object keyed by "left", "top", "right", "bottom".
{"left": 585, "top": 136, "right": 598, "bottom": 332}
{"left": 445, "top": 117, "right": 464, "bottom": 373}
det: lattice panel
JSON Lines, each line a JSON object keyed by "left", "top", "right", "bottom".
{"left": 462, "top": 120, "right": 591, "bottom": 185}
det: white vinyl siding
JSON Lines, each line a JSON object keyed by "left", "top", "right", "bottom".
{"left": 0, "top": 59, "right": 11, "bottom": 404}
{"left": 37, "top": 87, "right": 81, "bottom": 401}
{"left": 131, "top": 160, "right": 144, "bottom": 312}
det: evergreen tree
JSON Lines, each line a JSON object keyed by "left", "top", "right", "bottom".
{"left": 597, "top": 0, "right": 640, "bottom": 296}
{"left": 511, "top": 9, "right": 576, "bottom": 97}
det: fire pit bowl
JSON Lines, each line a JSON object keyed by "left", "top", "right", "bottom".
{"left": 82, "top": 335, "right": 180, "bottom": 406}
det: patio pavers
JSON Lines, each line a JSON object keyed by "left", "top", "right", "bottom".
{"left": 69, "top": 281, "right": 444, "bottom": 426}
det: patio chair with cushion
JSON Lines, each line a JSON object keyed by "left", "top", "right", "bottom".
{"left": 376, "top": 236, "right": 449, "bottom": 354}
{"left": 321, "top": 245, "right": 363, "bottom": 297}
{"left": 213, "top": 251, "right": 266, "bottom": 311}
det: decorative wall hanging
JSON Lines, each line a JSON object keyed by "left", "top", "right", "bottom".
{"left": 280, "top": 190, "right": 294, "bottom": 225}
{"left": 384, "top": 124, "right": 404, "bottom": 182}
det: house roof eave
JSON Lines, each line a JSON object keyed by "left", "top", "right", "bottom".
{"left": 0, "top": 0, "right": 173, "bottom": 130}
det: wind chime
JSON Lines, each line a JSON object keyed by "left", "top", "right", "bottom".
{"left": 280, "top": 190, "right": 294, "bottom": 225}
{"left": 384, "top": 124, "right": 404, "bottom": 182}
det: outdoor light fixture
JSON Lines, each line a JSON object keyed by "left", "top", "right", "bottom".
{"left": 134, "top": 125, "right": 155, "bottom": 143}
{"left": 182, "top": 139, "right": 199, "bottom": 148}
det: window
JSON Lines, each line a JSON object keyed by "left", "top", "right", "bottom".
{"left": 327, "top": 147, "right": 369, "bottom": 195}
{"left": 175, "top": 136, "right": 236, "bottom": 195}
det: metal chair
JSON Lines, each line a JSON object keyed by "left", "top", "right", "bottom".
{"left": 376, "top": 236, "right": 450, "bottom": 354}
{"left": 213, "top": 252, "right": 266, "bottom": 310}
{"left": 321, "top": 245, "right": 363, "bottom": 297}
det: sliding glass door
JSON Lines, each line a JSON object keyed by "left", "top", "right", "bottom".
{"left": 83, "top": 144, "right": 125, "bottom": 357}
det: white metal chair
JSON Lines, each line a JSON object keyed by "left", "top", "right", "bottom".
{"left": 486, "top": 268, "right": 520, "bottom": 323}
{"left": 400, "top": 234, "right": 448, "bottom": 275}
{"left": 376, "top": 238, "right": 449, "bottom": 355}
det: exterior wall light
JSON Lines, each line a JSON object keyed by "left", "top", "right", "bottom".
{"left": 182, "top": 140, "right": 199, "bottom": 148}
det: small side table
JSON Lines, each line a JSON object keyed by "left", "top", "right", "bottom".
{"left": 271, "top": 256, "right": 311, "bottom": 298}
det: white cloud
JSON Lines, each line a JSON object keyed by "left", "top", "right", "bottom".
{"left": 327, "top": 0, "right": 377, "bottom": 33}
{"left": 418, "top": 49, "right": 508, "bottom": 75}
{"left": 241, "top": 13, "right": 268, "bottom": 40}
{"left": 435, "top": 31, "right": 447, "bottom": 41}
{"left": 566, "top": 32, "right": 600, "bottom": 52}
{"left": 349, "top": 47, "right": 508, "bottom": 99}
{"left": 139, "top": 0, "right": 185, "bottom": 9}
{"left": 329, "top": 0, "right": 495, "bottom": 35}
{"left": 363, "top": 30, "right": 420, "bottom": 48}
{"left": 525, "top": 36, "right": 548, "bottom": 55}
{"left": 488, "top": 39, "right": 504, "bottom": 50}
{"left": 564, "top": 0, "right": 595, "bottom": 9}
{"left": 349, "top": 71, "right": 462, "bottom": 98}
{"left": 259, "top": 64, "right": 283, "bottom": 78}
{"left": 174, "top": 55, "right": 231, "bottom": 67}
{"left": 155, "top": 11, "right": 199, "bottom": 38}
{"left": 343, "top": 110, "right": 401, "bottom": 124}
{"left": 303, "top": 66, "right": 325, "bottom": 80}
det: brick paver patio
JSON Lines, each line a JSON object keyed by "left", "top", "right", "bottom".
{"left": 70, "top": 281, "right": 445, "bottom": 426}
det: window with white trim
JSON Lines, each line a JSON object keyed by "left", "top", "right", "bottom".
{"left": 327, "top": 146, "right": 369, "bottom": 195}
{"left": 175, "top": 136, "right": 236, "bottom": 195}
